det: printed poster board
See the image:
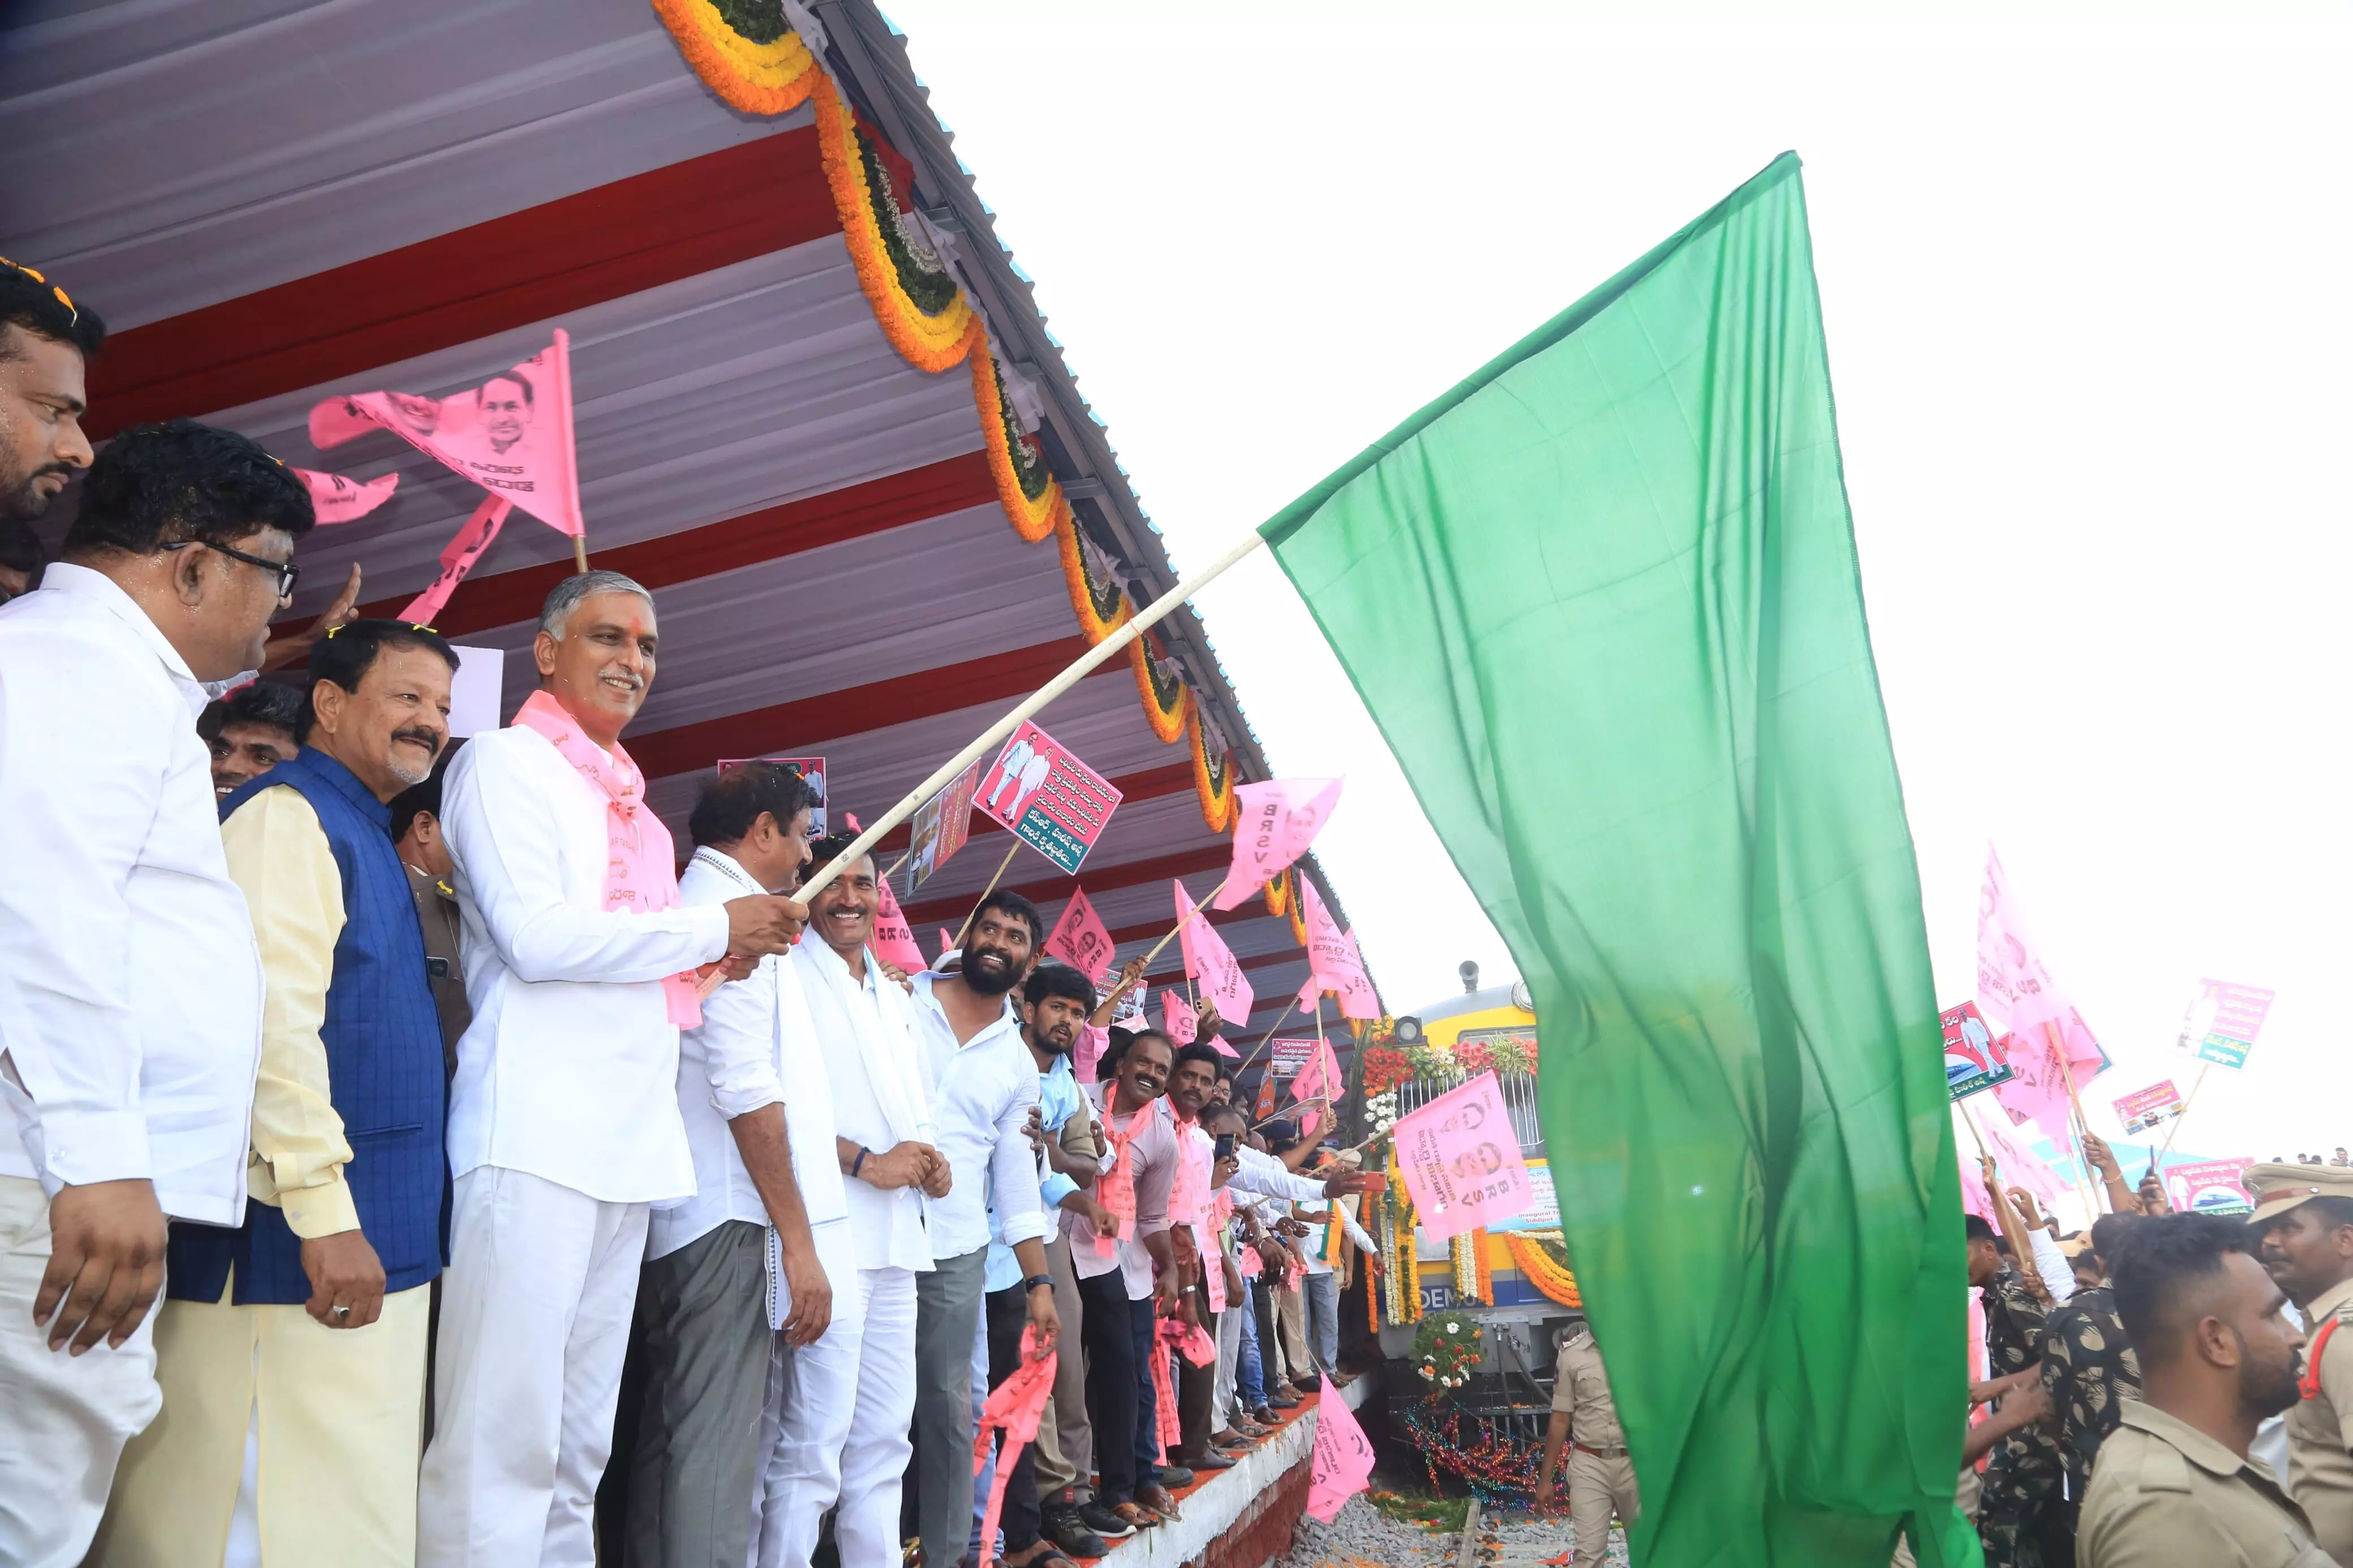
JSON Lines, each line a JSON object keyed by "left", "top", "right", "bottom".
{"left": 1941, "top": 1000, "right": 2013, "bottom": 1102}
{"left": 973, "top": 722, "right": 1122, "bottom": 874}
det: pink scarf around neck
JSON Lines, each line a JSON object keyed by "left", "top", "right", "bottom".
{"left": 513, "top": 689, "right": 701, "bottom": 1027}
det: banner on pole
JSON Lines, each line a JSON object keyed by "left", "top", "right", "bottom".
{"left": 1269, "top": 1037, "right": 1316, "bottom": 1078}
{"left": 2165, "top": 1157, "right": 2255, "bottom": 1215}
{"left": 1940, "top": 1001, "right": 2012, "bottom": 1102}
{"left": 311, "top": 330, "right": 585, "bottom": 538}
{"left": 908, "top": 757, "right": 983, "bottom": 891}
{"left": 2176, "top": 979, "right": 2275, "bottom": 1070}
{"left": 973, "top": 721, "right": 1122, "bottom": 874}
{"left": 716, "top": 755, "right": 828, "bottom": 838}
{"left": 2112, "top": 1081, "right": 2186, "bottom": 1137}
{"left": 1100, "top": 970, "right": 1145, "bottom": 1025}
{"left": 1391, "top": 1070, "right": 1534, "bottom": 1241}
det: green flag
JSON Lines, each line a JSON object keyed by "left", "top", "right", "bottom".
{"left": 1262, "top": 154, "right": 1975, "bottom": 1567}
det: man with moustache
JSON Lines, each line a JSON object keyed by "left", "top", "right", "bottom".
{"left": 781, "top": 839, "right": 942, "bottom": 1568}
{"left": 630, "top": 764, "right": 842, "bottom": 1568}
{"left": 417, "top": 573, "right": 811, "bottom": 1567}
{"left": 2249, "top": 1163, "right": 2353, "bottom": 1562}
{"left": 2079, "top": 1213, "right": 2332, "bottom": 1566}
{"left": 1, "top": 417, "right": 311, "bottom": 1568}
{"left": 199, "top": 681, "right": 304, "bottom": 799}
{"left": 1069, "top": 1030, "right": 1184, "bottom": 1531}
{"left": 904, "top": 892, "right": 1063, "bottom": 1568}
{"left": 96, "top": 621, "right": 459, "bottom": 1567}
{"left": 0, "top": 258, "right": 100, "bottom": 533}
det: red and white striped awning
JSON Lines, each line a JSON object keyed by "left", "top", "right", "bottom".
{"left": 0, "top": 0, "right": 1364, "bottom": 1052}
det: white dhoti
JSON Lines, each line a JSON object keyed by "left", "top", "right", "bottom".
{"left": 416, "top": 1167, "right": 649, "bottom": 1568}
{"left": 749, "top": 1265, "right": 917, "bottom": 1568}
{"left": 0, "top": 1176, "right": 163, "bottom": 1568}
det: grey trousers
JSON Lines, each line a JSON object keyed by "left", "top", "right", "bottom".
{"left": 1029, "top": 1236, "right": 1093, "bottom": 1500}
{"left": 912, "top": 1245, "right": 989, "bottom": 1568}
{"left": 625, "top": 1220, "right": 772, "bottom": 1568}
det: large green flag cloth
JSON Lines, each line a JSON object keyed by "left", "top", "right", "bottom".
{"left": 1262, "top": 154, "right": 1976, "bottom": 1567}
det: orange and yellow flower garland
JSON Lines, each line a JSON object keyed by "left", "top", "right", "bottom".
{"left": 971, "top": 345, "right": 1066, "bottom": 545}
{"left": 1188, "top": 710, "right": 1235, "bottom": 831}
{"left": 812, "top": 79, "right": 976, "bottom": 374}
{"left": 1129, "top": 632, "right": 1191, "bottom": 745}
{"left": 649, "top": 0, "right": 822, "bottom": 115}
{"left": 1503, "top": 1232, "right": 1582, "bottom": 1308}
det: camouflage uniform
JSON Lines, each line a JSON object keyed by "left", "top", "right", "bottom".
{"left": 1977, "top": 1265, "right": 2066, "bottom": 1568}
{"left": 2040, "top": 1282, "right": 2140, "bottom": 1539}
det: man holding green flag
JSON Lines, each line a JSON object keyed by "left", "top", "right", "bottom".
{"left": 1261, "top": 153, "right": 1977, "bottom": 1566}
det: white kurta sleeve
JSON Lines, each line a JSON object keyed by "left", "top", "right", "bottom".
{"left": 692, "top": 947, "right": 787, "bottom": 1122}
{"left": 444, "top": 736, "right": 726, "bottom": 984}
{"left": 991, "top": 1059, "right": 1048, "bottom": 1248}
{"left": 2028, "top": 1226, "right": 2077, "bottom": 1306}
{"left": 0, "top": 631, "right": 169, "bottom": 1186}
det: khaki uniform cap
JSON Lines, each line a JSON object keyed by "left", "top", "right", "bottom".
{"left": 2078, "top": 1399, "right": 2333, "bottom": 1567}
{"left": 2246, "top": 1163, "right": 2353, "bottom": 1226}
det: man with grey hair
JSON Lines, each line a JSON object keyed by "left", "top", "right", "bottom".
{"left": 416, "top": 572, "right": 811, "bottom": 1567}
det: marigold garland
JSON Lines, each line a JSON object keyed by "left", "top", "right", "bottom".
{"left": 1503, "top": 1231, "right": 1582, "bottom": 1307}
{"left": 1053, "top": 514, "right": 1130, "bottom": 645}
{"left": 813, "top": 79, "right": 975, "bottom": 373}
{"left": 649, "top": 0, "right": 821, "bottom": 115}
{"left": 1472, "top": 1226, "right": 1493, "bottom": 1304}
{"left": 1130, "top": 633, "right": 1191, "bottom": 744}
{"left": 1263, "top": 866, "right": 1293, "bottom": 919}
{"left": 971, "top": 345, "right": 1066, "bottom": 545}
{"left": 1288, "top": 895, "right": 1309, "bottom": 945}
{"left": 1187, "top": 710, "right": 1235, "bottom": 831}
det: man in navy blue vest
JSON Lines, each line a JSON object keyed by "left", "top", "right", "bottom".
{"left": 97, "top": 620, "right": 456, "bottom": 1568}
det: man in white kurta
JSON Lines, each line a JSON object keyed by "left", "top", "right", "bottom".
{"left": 1, "top": 417, "right": 311, "bottom": 1568}
{"left": 782, "top": 848, "right": 941, "bottom": 1568}
{"left": 415, "top": 573, "right": 808, "bottom": 1567}
{"left": 628, "top": 766, "right": 851, "bottom": 1568}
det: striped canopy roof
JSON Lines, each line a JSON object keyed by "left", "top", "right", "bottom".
{"left": 0, "top": 0, "right": 1371, "bottom": 1060}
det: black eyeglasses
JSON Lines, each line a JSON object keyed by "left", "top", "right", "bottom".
{"left": 161, "top": 539, "right": 300, "bottom": 601}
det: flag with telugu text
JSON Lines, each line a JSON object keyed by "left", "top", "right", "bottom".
{"left": 1258, "top": 154, "right": 1975, "bottom": 1567}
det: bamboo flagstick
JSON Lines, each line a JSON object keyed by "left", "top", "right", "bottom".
{"left": 1233, "top": 996, "right": 1302, "bottom": 1077}
{"left": 788, "top": 529, "right": 1269, "bottom": 913}
{"left": 1137, "top": 871, "right": 1234, "bottom": 968}
{"left": 2158, "top": 1061, "right": 2211, "bottom": 1158}
{"left": 951, "top": 841, "right": 1023, "bottom": 949}
{"left": 2044, "top": 1021, "right": 2108, "bottom": 1220}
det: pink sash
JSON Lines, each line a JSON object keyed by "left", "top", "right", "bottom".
{"left": 1094, "top": 1102, "right": 1150, "bottom": 1258}
{"left": 972, "top": 1327, "right": 1057, "bottom": 1568}
{"left": 512, "top": 690, "right": 701, "bottom": 1027}
{"left": 1170, "top": 1121, "right": 1225, "bottom": 1313}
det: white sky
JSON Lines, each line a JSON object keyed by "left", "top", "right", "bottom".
{"left": 881, "top": 0, "right": 2351, "bottom": 1162}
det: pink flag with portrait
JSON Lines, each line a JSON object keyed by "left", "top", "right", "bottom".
{"left": 310, "top": 329, "right": 584, "bottom": 538}
{"left": 1291, "top": 1035, "right": 1341, "bottom": 1140}
{"left": 1213, "top": 776, "right": 1343, "bottom": 910}
{"left": 1391, "top": 1070, "right": 1533, "bottom": 1239}
{"left": 1307, "top": 1373, "right": 1376, "bottom": 1521}
{"left": 1298, "top": 880, "right": 1380, "bottom": 1021}
{"left": 1044, "top": 885, "right": 1115, "bottom": 976}
{"left": 1174, "top": 880, "right": 1253, "bottom": 1027}
{"left": 296, "top": 468, "right": 399, "bottom": 525}
{"left": 868, "top": 876, "right": 927, "bottom": 975}
{"left": 1162, "top": 990, "right": 1198, "bottom": 1047}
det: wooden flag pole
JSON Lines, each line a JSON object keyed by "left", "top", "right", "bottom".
{"left": 572, "top": 535, "right": 589, "bottom": 573}
{"left": 790, "top": 529, "right": 1269, "bottom": 912}
{"left": 2158, "top": 1062, "right": 2212, "bottom": 1158}
{"left": 1959, "top": 1102, "right": 1990, "bottom": 1161}
{"left": 1232, "top": 996, "right": 1302, "bottom": 1077}
{"left": 2044, "top": 1021, "right": 2108, "bottom": 1219}
{"left": 1138, "top": 871, "right": 1235, "bottom": 967}
{"left": 880, "top": 850, "right": 911, "bottom": 884}
{"left": 950, "top": 841, "right": 1023, "bottom": 949}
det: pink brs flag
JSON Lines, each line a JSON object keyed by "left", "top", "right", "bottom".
{"left": 1213, "top": 776, "right": 1343, "bottom": 910}
{"left": 1307, "top": 1373, "right": 1376, "bottom": 1521}
{"left": 1391, "top": 1070, "right": 1533, "bottom": 1240}
{"left": 1174, "top": 880, "right": 1253, "bottom": 1026}
{"left": 1044, "top": 885, "right": 1115, "bottom": 975}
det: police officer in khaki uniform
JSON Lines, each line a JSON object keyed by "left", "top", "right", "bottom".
{"left": 2250, "top": 1162, "right": 2353, "bottom": 1564}
{"left": 2079, "top": 1212, "right": 2333, "bottom": 1567}
{"left": 1535, "top": 1320, "right": 1638, "bottom": 1562}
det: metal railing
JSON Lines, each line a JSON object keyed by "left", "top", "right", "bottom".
{"left": 1394, "top": 1069, "right": 1546, "bottom": 1157}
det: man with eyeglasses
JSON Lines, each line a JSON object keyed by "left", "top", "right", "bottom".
{"left": 0, "top": 414, "right": 316, "bottom": 1567}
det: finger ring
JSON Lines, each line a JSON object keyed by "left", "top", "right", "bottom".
{"left": 333, "top": 1304, "right": 351, "bottom": 1319}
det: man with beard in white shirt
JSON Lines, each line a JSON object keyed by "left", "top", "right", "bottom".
{"left": 782, "top": 840, "right": 943, "bottom": 1568}
{"left": 627, "top": 763, "right": 844, "bottom": 1568}
{"left": 905, "top": 893, "right": 1063, "bottom": 1568}
{"left": 2, "top": 412, "right": 314, "bottom": 1568}
{"left": 417, "top": 573, "right": 811, "bottom": 1568}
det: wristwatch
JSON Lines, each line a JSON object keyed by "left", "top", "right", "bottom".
{"left": 1023, "top": 1273, "right": 1055, "bottom": 1295}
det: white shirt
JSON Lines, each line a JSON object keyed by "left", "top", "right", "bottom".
{"left": 652, "top": 850, "right": 852, "bottom": 1293}
{"left": 440, "top": 723, "right": 729, "bottom": 1203}
{"left": 0, "top": 564, "right": 263, "bottom": 1222}
{"left": 1298, "top": 1195, "right": 1378, "bottom": 1276}
{"left": 906, "top": 973, "right": 1048, "bottom": 1262}
{"left": 793, "top": 929, "right": 936, "bottom": 1275}
{"left": 1230, "top": 1144, "right": 1335, "bottom": 1204}
{"left": 1070, "top": 1081, "right": 1178, "bottom": 1301}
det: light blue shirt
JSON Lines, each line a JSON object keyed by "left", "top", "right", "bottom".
{"left": 985, "top": 1049, "right": 1085, "bottom": 1291}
